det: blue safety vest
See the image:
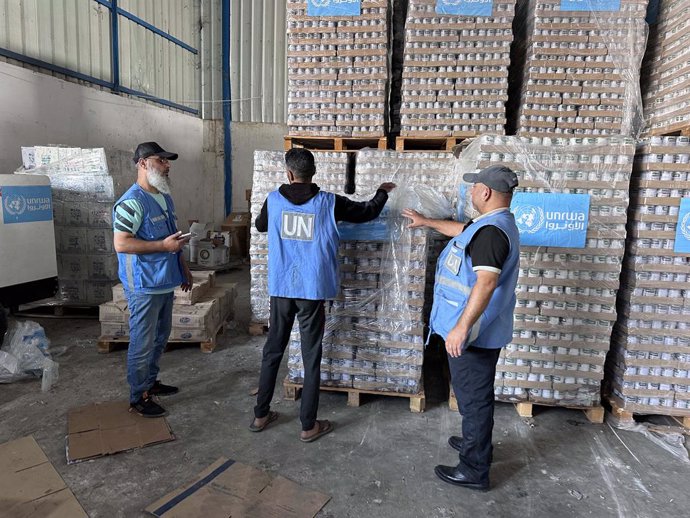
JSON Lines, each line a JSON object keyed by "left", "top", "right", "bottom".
{"left": 429, "top": 209, "right": 520, "bottom": 349}
{"left": 267, "top": 190, "right": 340, "bottom": 300}
{"left": 114, "top": 184, "right": 183, "bottom": 293}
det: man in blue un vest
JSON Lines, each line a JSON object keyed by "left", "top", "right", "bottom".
{"left": 251, "top": 148, "right": 395, "bottom": 442}
{"left": 113, "top": 142, "right": 193, "bottom": 418}
{"left": 403, "top": 165, "right": 520, "bottom": 491}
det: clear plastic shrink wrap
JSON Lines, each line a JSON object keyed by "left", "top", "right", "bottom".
{"left": 457, "top": 135, "right": 635, "bottom": 407}
{"left": 513, "top": 0, "right": 648, "bottom": 137}
{"left": 17, "top": 147, "right": 118, "bottom": 305}
{"left": 641, "top": 0, "right": 690, "bottom": 135}
{"left": 608, "top": 136, "right": 690, "bottom": 416}
{"left": 400, "top": 0, "right": 516, "bottom": 137}
{"left": 286, "top": 0, "right": 389, "bottom": 137}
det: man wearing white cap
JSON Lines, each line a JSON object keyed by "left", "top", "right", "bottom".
{"left": 403, "top": 165, "right": 520, "bottom": 491}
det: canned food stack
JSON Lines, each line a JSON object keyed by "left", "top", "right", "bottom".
{"left": 287, "top": 151, "right": 433, "bottom": 395}
{"left": 18, "top": 146, "right": 118, "bottom": 305}
{"left": 286, "top": 0, "right": 388, "bottom": 137}
{"left": 249, "top": 151, "right": 352, "bottom": 322}
{"left": 458, "top": 135, "right": 635, "bottom": 407}
{"left": 641, "top": 0, "right": 690, "bottom": 135}
{"left": 515, "top": 0, "right": 648, "bottom": 136}
{"left": 608, "top": 137, "right": 690, "bottom": 416}
{"left": 400, "top": 0, "right": 515, "bottom": 137}
{"left": 287, "top": 231, "right": 428, "bottom": 395}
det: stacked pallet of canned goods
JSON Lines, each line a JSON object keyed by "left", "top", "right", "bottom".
{"left": 458, "top": 135, "right": 635, "bottom": 407}
{"left": 399, "top": 0, "right": 515, "bottom": 137}
{"left": 515, "top": 0, "right": 648, "bottom": 136}
{"left": 641, "top": 0, "right": 690, "bottom": 135}
{"left": 286, "top": 0, "right": 388, "bottom": 137}
{"left": 608, "top": 137, "right": 690, "bottom": 417}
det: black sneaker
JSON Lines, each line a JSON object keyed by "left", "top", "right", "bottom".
{"left": 129, "top": 396, "right": 168, "bottom": 418}
{"left": 149, "top": 380, "right": 179, "bottom": 396}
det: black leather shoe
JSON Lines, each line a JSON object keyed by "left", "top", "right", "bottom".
{"left": 434, "top": 464, "right": 489, "bottom": 491}
{"left": 448, "top": 435, "right": 464, "bottom": 453}
{"left": 149, "top": 380, "right": 179, "bottom": 396}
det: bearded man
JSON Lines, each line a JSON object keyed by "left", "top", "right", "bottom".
{"left": 113, "top": 142, "right": 192, "bottom": 417}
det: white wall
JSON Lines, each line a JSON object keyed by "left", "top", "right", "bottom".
{"left": 0, "top": 60, "right": 220, "bottom": 226}
{"left": 230, "top": 121, "right": 287, "bottom": 212}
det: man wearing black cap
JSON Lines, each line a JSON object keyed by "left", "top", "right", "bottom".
{"left": 403, "top": 165, "right": 520, "bottom": 491}
{"left": 113, "top": 142, "right": 193, "bottom": 418}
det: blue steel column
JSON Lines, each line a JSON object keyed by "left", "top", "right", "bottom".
{"left": 222, "top": 0, "right": 233, "bottom": 216}
{"left": 111, "top": 0, "right": 120, "bottom": 91}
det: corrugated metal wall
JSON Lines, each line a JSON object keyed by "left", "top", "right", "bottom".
{"left": 230, "top": 0, "right": 287, "bottom": 124}
{"left": 0, "top": 0, "right": 112, "bottom": 81}
{"left": 0, "top": 0, "right": 201, "bottom": 113}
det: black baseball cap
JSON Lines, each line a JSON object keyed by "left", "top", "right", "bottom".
{"left": 133, "top": 142, "right": 179, "bottom": 164}
{"left": 462, "top": 165, "right": 518, "bottom": 193}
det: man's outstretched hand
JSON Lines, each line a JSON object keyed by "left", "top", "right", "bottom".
{"left": 378, "top": 182, "right": 396, "bottom": 193}
{"left": 401, "top": 208, "right": 428, "bottom": 228}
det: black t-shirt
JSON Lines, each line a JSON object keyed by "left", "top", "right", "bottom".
{"left": 463, "top": 220, "right": 510, "bottom": 272}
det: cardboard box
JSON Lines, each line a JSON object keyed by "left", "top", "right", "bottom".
{"left": 66, "top": 401, "right": 174, "bottom": 464}
{"left": 0, "top": 436, "right": 88, "bottom": 517}
{"left": 197, "top": 243, "right": 229, "bottom": 267}
{"left": 99, "top": 300, "right": 129, "bottom": 323}
{"left": 221, "top": 213, "right": 250, "bottom": 257}
{"left": 146, "top": 458, "right": 330, "bottom": 518}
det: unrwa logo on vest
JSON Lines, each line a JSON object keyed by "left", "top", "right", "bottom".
{"left": 681, "top": 212, "right": 690, "bottom": 241}
{"left": 281, "top": 211, "right": 315, "bottom": 241}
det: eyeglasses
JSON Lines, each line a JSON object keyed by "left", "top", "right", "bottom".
{"left": 146, "top": 156, "right": 169, "bottom": 164}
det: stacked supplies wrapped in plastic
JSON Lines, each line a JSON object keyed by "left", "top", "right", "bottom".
{"left": 400, "top": 0, "right": 515, "bottom": 137}
{"left": 456, "top": 135, "right": 635, "bottom": 407}
{"left": 608, "top": 136, "right": 690, "bottom": 416}
{"left": 513, "top": 0, "right": 648, "bottom": 137}
{"left": 286, "top": 0, "right": 389, "bottom": 137}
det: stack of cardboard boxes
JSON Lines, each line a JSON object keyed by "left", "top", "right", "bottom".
{"left": 515, "top": 0, "right": 648, "bottom": 136}
{"left": 400, "top": 0, "right": 515, "bottom": 137}
{"left": 99, "top": 271, "right": 236, "bottom": 350}
{"left": 608, "top": 137, "right": 690, "bottom": 415}
{"left": 286, "top": 0, "right": 388, "bottom": 137}
{"left": 20, "top": 146, "right": 118, "bottom": 304}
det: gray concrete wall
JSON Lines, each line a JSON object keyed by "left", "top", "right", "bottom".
{"left": 0, "top": 60, "right": 217, "bottom": 227}
{"left": 229, "top": 122, "right": 287, "bottom": 212}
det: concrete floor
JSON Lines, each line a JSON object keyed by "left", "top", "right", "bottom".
{"left": 1, "top": 267, "right": 689, "bottom": 518}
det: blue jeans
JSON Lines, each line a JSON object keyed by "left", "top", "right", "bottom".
{"left": 125, "top": 290, "right": 174, "bottom": 403}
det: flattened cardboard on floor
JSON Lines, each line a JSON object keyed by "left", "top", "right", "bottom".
{"left": 0, "top": 436, "right": 88, "bottom": 518}
{"left": 66, "top": 401, "right": 174, "bottom": 464}
{"left": 146, "top": 458, "right": 330, "bottom": 518}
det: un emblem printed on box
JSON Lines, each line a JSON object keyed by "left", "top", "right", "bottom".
{"left": 281, "top": 212, "right": 315, "bottom": 241}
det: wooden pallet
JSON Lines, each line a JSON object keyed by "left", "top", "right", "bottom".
{"left": 450, "top": 387, "right": 604, "bottom": 423}
{"left": 97, "top": 322, "right": 227, "bottom": 354}
{"left": 14, "top": 303, "right": 99, "bottom": 319}
{"left": 395, "top": 135, "right": 472, "bottom": 152}
{"left": 510, "top": 400, "right": 605, "bottom": 424}
{"left": 248, "top": 320, "right": 269, "bottom": 336}
{"left": 283, "top": 377, "right": 425, "bottom": 412}
{"left": 606, "top": 394, "right": 690, "bottom": 431}
{"left": 284, "top": 136, "right": 387, "bottom": 152}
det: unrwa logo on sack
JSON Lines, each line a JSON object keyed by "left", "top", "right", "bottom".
{"left": 281, "top": 211, "right": 315, "bottom": 241}
{"left": 310, "top": 0, "right": 330, "bottom": 6}
{"left": 514, "top": 205, "right": 545, "bottom": 234}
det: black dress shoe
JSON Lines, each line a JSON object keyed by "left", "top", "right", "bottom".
{"left": 434, "top": 464, "right": 489, "bottom": 491}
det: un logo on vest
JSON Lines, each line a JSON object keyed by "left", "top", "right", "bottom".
{"left": 3, "top": 193, "right": 27, "bottom": 216}
{"left": 514, "top": 205, "right": 545, "bottom": 234}
{"left": 281, "top": 211, "right": 315, "bottom": 241}
{"left": 681, "top": 212, "right": 690, "bottom": 241}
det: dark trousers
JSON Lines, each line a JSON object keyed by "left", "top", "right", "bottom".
{"left": 254, "top": 296, "right": 325, "bottom": 431}
{"left": 448, "top": 345, "right": 502, "bottom": 483}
